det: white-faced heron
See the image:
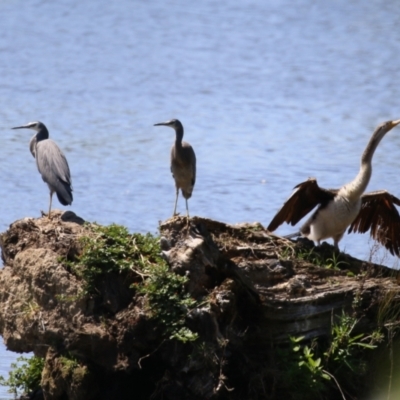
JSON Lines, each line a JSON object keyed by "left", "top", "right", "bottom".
{"left": 12, "top": 121, "right": 73, "bottom": 218}
{"left": 154, "top": 119, "right": 196, "bottom": 218}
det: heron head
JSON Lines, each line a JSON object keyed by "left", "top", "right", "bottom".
{"left": 12, "top": 121, "right": 46, "bottom": 132}
{"left": 154, "top": 119, "right": 183, "bottom": 131}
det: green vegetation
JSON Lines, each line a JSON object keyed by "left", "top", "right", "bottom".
{"left": 0, "top": 356, "right": 44, "bottom": 398}
{"left": 59, "top": 354, "right": 87, "bottom": 382}
{"left": 286, "top": 336, "right": 330, "bottom": 396}
{"left": 280, "top": 313, "right": 384, "bottom": 399}
{"left": 325, "top": 252, "right": 349, "bottom": 271}
{"left": 137, "top": 264, "right": 198, "bottom": 342}
{"left": 71, "top": 223, "right": 199, "bottom": 342}
{"left": 293, "top": 246, "right": 350, "bottom": 271}
{"left": 59, "top": 354, "right": 79, "bottom": 375}
{"left": 279, "top": 245, "right": 295, "bottom": 260}
{"left": 72, "top": 223, "right": 163, "bottom": 293}
{"left": 295, "top": 247, "right": 324, "bottom": 266}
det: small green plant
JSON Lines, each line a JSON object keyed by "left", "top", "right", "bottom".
{"left": 279, "top": 245, "right": 295, "bottom": 260}
{"left": 325, "top": 313, "right": 383, "bottom": 396}
{"left": 0, "top": 356, "right": 44, "bottom": 397}
{"left": 326, "top": 313, "right": 383, "bottom": 374}
{"left": 21, "top": 300, "right": 40, "bottom": 319}
{"left": 377, "top": 290, "right": 400, "bottom": 331}
{"left": 137, "top": 263, "right": 199, "bottom": 342}
{"left": 70, "top": 223, "right": 164, "bottom": 293}
{"left": 325, "top": 253, "right": 349, "bottom": 270}
{"left": 59, "top": 354, "right": 79, "bottom": 376}
{"left": 59, "top": 354, "right": 87, "bottom": 382}
{"left": 280, "top": 312, "right": 383, "bottom": 399}
{"left": 68, "top": 223, "right": 199, "bottom": 343}
{"left": 296, "top": 247, "right": 323, "bottom": 266}
{"left": 285, "top": 336, "right": 330, "bottom": 398}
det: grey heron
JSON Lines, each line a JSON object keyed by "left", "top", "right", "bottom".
{"left": 12, "top": 121, "right": 73, "bottom": 218}
{"left": 268, "top": 120, "right": 400, "bottom": 256}
{"left": 154, "top": 119, "right": 196, "bottom": 218}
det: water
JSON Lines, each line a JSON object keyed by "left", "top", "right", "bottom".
{"left": 1, "top": 0, "right": 400, "bottom": 397}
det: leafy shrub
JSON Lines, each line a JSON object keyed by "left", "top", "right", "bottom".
{"left": 0, "top": 356, "right": 44, "bottom": 397}
{"left": 71, "top": 223, "right": 198, "bottom": 342}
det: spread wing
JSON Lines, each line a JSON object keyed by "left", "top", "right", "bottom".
{"left": 267, "top": 177, "right": 337, "bottom": 232}
{"left": 348, "top": 190, "right": 400, "bottom": 256}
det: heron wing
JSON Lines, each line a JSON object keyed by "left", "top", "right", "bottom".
{"left": 267, "top": 177, "right": 337, "bottom": 232}
{"left": 29, "top": 135, "right": 37, "bottom": 158}
{"left": 189, "top": 146, "right": 196, "bottom": 187}
{"left": 171, "top": 142, "right": 196, "bottom": 187}
{"left": 36, "top": 140, "right": 73, "bottom": 204}
{"left": 348, "top": 190, "right": 400, "bottom": 256}
{"left": 37, "top": 140, "right": 71, "bottom": 184}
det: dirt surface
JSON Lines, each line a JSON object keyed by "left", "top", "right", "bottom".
{"left": 0, "top": 211, "right": 399, "bottom": 399}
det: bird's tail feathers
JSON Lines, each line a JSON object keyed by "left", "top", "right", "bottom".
{"left": 56, "top": 181, "right": 73, "bottom": 206}
{"left": 181, "top": 188, "right": 193, "bottom": 199}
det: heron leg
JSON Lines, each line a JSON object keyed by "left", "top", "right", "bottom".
{"left": 48, "top": 191, "right": 53, "bottom": 219}
{"left": 173, "top": 188, "right": 179, "bottom": 216}
{"left": 185, "top": 198, "right": 190, "bottom": 219}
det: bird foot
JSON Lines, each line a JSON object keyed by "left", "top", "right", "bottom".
{"left": 40, "top": 210, "right": 53, "bottom": 220}
{"left": 184, "top": 218, "right": 194, "bottom": 236}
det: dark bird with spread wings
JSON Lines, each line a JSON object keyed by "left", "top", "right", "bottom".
{"left": 268, "top": 120, "right": 400, "bottom": 256}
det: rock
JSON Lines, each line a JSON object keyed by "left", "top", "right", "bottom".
{"left": 0, "top": 213, "right": 399, "bottom": 399}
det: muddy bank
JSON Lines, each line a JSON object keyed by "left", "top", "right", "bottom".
{"left": 0, "top": 211, "right": 399, "bottom": 399}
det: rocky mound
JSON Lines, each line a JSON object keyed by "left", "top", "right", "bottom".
{"left": 0, "top": 211, "right": 399, "bottom": 399}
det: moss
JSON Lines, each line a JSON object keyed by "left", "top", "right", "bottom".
{"left": 59, "top": 355, "right": 87, "bottom": 382}
{"left": 70, "top": 223, "right": 164, "bottom": 292}
{"left": 68, "top": 222, "right": 199, "bottom": 342}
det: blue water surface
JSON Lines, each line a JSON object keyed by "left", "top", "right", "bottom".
{"left": 1, "top": 0, "right": 400, "bottom": 397}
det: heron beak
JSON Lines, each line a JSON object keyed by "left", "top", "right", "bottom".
{"left": 391, "top": 120, "right": 400, "bottom": 128}
{"left": 11, "top": 125, "right": 27, "bottom": 130}
{"left": 154, "top": 122, "right": 168, "bottom": 127}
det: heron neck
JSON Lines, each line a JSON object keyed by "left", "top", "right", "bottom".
{"left": 175, "top": 127, "right": 184, "bottom": 146}
{"left": 36, "top": 127, "right": 49, "bottom": 142}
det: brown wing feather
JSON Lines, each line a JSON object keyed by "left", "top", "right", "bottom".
{"left": 348, "top": 191, "right": 400, "bottom": 256}
{"left": 267, "top": 177, "right": 337, "bottom": 232}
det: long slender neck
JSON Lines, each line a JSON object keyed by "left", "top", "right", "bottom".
{"left": 36, "top": 126, "right": 49, "bottom": 142}
{"left": 343, "top": 126, "right": 386, "bottom": 200}
{"left": 175, "top": 125, "right": 184, "bottom": 147}
{"left": 29, "top": 127, "right": 49, "bottom": 158}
